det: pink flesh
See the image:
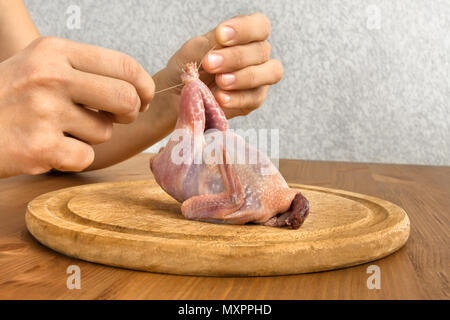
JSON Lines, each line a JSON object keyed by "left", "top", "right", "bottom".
{"left": 150, "top": 62, "right": 309, "bottom": 228}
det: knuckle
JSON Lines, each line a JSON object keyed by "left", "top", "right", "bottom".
{"left": 257, "top": 89, "right": 268, "bottom": 106}
{"left": 29, "top": 96, "right": 57, "bottom": 120}
{"left": 23, "top": 59, "right": 68, "bottom": 89}
{"left": 51, "top": 155, "right": 67, "bottom": 172}
{"left": 120, "top": 55, "right": 141, "bottom": 81}
{"left": 26, "top": 166, "right": 50, "bottom": 176}
{"left": 147, "top": 78, "right": 155, "bottom": 102}
{"left": 141, "top": 74, "right": 155, "bottom": 104}
{"left": 116, "top": 84, "right": 139, "bottom": 114}
{"left": 231, "top": 47, "right": 244, "bottom": 68}
{"left": 247, "top": 68, "right": 257, "bottom": 87}
{"left": 55, "top": 145, "right": 94, "bottom": 172}
{"left": 24, "top": 134, "right": 53, "bottom": 174}
{"left": 24, "top": 62, "right": 45, "bottom": 84}
{"left": 97, "top": 120, "right": 113, "bottom": 143}
{"left": 27, "top": 134, "right": 55, "bottom": 160}
{"left": 238, "top": 92, "right": 247, "bottom": 109}
{"left": 50, "top": 156, "right": 65, "bottom": 171}
{"left": 261, "top": 41, "right": 271, "bottom": 62}
{"left": 272, "top": 60, "right": 283, "bottom": 83}
{"left": 29, "top": 36, "right": 64, "bottom": 53}
{"left": 77, "top": 146, "right": 95, "bottom": 171}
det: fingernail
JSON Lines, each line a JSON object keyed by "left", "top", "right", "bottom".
{"left": 219, "top": 26, "right": 235, "bottom": 44}
{"left": 143, "top": 103, "right": 150, "bottom": 112}
{"left": 221, "top": 73, "right": 235, "bottom": 87}
{"left": 207, "top": 53, "right": 224, "bottom": 69}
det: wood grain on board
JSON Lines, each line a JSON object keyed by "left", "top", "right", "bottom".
{"left": 25, "top": 180, "right": 409, "bottom": 276}
{"left": 0, "top": 154, "right": 448, "bottom": 299}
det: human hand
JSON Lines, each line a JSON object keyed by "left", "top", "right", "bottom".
{"left": 156, "top": 13, "right": 283, "bottom": 119}
{"left": 0, "top": 37, "right": 155, "bottom": 178}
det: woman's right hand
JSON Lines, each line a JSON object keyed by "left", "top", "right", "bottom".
{"left": 0, "top": 37, "right": 155, "bottom": 178}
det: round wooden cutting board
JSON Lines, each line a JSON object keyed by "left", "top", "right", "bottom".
{"left": 25, "top": 180, "right": 410, "bottom": 276}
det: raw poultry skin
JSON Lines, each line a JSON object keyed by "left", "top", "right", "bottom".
{"left": 150, "top": 63, "right": 309, "bottom": 229}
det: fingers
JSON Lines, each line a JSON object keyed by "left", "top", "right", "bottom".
{"left": 202, "top": 41, "right": 271, "bottom": 74}
{"left": 213, "top": 85, "right": 269, "bottom": 115}
{"left": 48, "top": 136, "right": 95, "bottom": 172}
{"left": 197, "top": 13, "right": 279, "bottom": 120}
{"left": 204, "top": 13, "right": 270, "bottom": 47}
{"left": 68, "top": 69, "right": 141, "bottom": 123}
{"left": 215, "top": 59, "right": 283, "bottom": 90}
{"left": 63, "top": 39, "right": 155, "bottom": 111}
{"left": 62, "top": 105, "right": 113, "bottom": 145}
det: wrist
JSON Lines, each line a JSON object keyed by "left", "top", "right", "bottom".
{"left": 0, "top": 0, "right": 40, "bottom": 62}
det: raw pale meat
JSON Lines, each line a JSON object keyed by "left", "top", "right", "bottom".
{"left": 150, "top": 63, "right": 309, "bottom": 229}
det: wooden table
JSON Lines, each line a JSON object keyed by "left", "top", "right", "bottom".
{"left": 0, "top": 154, "right": 448, "bottom": 299}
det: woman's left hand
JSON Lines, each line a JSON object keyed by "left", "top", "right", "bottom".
{"left": 157, "top": 13, "right": 283, "bottom": 119}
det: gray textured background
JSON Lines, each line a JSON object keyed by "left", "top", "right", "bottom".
{"left": 24, "top": 0, "right": 450, "bottom": 165}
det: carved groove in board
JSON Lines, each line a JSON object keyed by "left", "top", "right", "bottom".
{"left": 25, "top": 180, "right": 410, "bottom": 276}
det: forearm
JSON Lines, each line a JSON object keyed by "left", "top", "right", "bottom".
{"left": 0, "top": 0, "right": 39, "bottom": 62}
{"left": 87, "top": 70, "right": 179, "bottom": 170}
